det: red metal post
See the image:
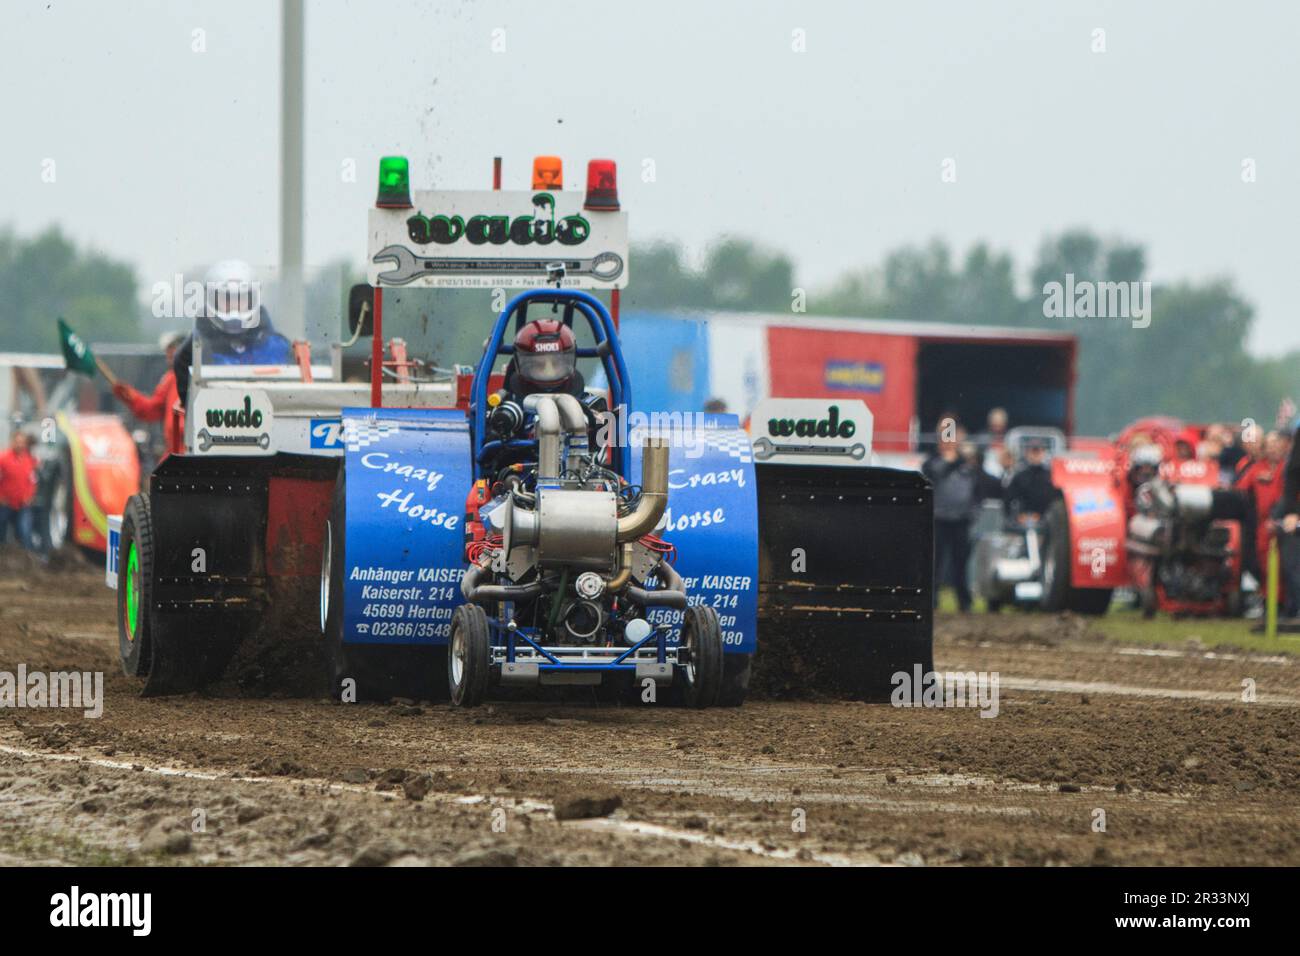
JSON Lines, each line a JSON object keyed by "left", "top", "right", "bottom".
{"left": 371, "top": 287, "right": 384, "bottom": 408}
{"left": 493, "top": 156, "right": 502, "bottom": 190}
{"left": 611, "top": 287, "right": 620, "bottom": 331}
{"left": 292, "top": 340, "right": 314, "bottom": 383}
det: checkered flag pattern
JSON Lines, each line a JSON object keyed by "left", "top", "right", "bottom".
{"left": 701, "top": 430, "right": 754, "bottom": 464}
{"left": 343, "top": 418, "right": 401, "bottom": 452}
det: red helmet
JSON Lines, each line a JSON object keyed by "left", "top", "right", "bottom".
{"left": 513, "top": 318, "right": 577, "bottom": 386}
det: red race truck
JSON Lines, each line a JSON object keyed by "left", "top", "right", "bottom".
{"left": 1045, "top": 417, "right": 1243, "bottom": 617}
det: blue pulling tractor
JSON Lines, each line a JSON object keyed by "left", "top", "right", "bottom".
{"left": 322, "top": 287, "right": 745, "bottom": 706}
{"left": 109, "top": 155, "right": 934, "bottom": 706}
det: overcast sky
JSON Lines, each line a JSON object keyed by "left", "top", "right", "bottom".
{"left": 2, "top": 0, "right": 1296, "bottom": 353}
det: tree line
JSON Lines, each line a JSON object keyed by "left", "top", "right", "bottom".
{"left": 2, "top": 224, "right": 1291, "bottom": 435}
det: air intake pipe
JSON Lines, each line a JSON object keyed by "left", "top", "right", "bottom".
{"left": 520, "top": 395, "right": 562, "bottom": 481}
{"left": 522, "top": 393, "right": 589, "bottom": 479}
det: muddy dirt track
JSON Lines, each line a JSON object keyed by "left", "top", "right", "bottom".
{"left": 1, "top": 553, "right": 1297, "bottom": 866}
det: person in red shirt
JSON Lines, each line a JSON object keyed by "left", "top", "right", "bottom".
{"left": 1237, "top": 430, "right": 1290, "bottom": 616}
{"left": 0, "top": 431, "right": 39, "bottom": 550}
{"left": 111, "top": 332, "right": 185, "bottom": 456}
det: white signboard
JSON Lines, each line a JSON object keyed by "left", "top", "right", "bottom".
{"left": 367, "top": 190, "right": 629, "bottom": 290}
{"left": 749, "top": 398, "right": 873, "bottom": 467}
{"left": 190, "top": 388, "right": 275, "bottom": 456}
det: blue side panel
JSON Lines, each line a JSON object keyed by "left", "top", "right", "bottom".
{"left": 340, "top": 407, "right": 472, "bottom": 646}
{"left": 594, "top": 312, "right": 711, "bottom": 413}
{"left": 632, "top": 413, "right": 758, "bottom": 654}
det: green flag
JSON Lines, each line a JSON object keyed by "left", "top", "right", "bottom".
{"left": 58, "top": 318, "right": 98, "bottom": 377}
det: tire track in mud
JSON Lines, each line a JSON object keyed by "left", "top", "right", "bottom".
{"left": 0, "top": 741, "right": 851, "bottom": 866}
{"left": 3, "top": 561, "right": 1300, "bottom": 866}
{"left": 993, "top": 677, "right": 1300, "bottom": 706}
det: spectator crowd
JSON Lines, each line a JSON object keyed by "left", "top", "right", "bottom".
{"left": 923, "top": 406, "right": 1300, "bottom": 625}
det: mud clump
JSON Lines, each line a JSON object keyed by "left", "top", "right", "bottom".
{"left": 140, "top": 824, "right": 192, "bottom": 856}
{"left": 402, "top": 773, "right": 434, "bottom": 801}
{"left": 553, "top": 793, "right": 623, "bottom": 820}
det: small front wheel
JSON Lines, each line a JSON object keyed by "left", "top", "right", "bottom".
{"left": 679, "top": 605, "right": 724, "bottom": 708}
{"left": 448, "top": 604, "right": 492, "bottom": 707}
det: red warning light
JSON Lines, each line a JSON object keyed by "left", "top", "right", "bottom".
{"left": 583, "top": 159, "right": 619, "bottom": 211}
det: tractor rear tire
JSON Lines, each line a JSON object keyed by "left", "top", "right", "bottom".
{"left": 717, "top": 653, "right": 751, "bottom": 707}
{"left": 38, "top": 449, "right": 74, "bottom": 556}
{"left": 322, "top": 473, "right": 383, "bottom": 702}
{"left": 117, "top": 495, "right": 154, "bottom": 678}
{"left": 1041, "top": 499, "right": 1071, "bottom": 613}
{"left": 322, "top": 474, "right": 448, "bottom": 702}
{"left": 448, "top": 604, "right": 491, "bottom": 708}
{"left": 679, "top": 605, "right": 724, "bottom": 708}
{"left": 322, "top": 475, "right": 353, "bottom": 699}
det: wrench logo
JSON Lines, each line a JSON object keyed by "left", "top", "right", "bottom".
{"left": 197, "top": 428, "right": 272, "bottom": 453}
{"left": 752, "top": 437, "right": 867, "bottom": 462}
{"left": 372, "top": 244, "right": 623, "bottom": 285}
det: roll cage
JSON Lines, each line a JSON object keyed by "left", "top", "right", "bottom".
{"left": 469, "top": 289, "right": 631, "bottom": 482}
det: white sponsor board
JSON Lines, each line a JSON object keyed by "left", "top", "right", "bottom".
{"left": 750, "top": 398, "right": 873, "bottom": 467}
{"left": 367, "top": 190, "right": 629, "bottom": 290}
{"left": 189, "top": 388, "right": 275, "bottom": 456}
{"left": 106, "top": 515, "right": 122, "bottom": 589}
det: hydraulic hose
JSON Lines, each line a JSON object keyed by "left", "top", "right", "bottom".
{"left": 460, "top": 561, "right": 545, "bottom": 606}
{"left": 623, "top": 557, "right": 688, "bottom": 610}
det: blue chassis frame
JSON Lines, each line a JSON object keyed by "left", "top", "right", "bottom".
{"left": 490, "top": 612, "right": 674, "bottom": 674}
{"left": 468, "top": 289, "right": 674, "bottom": 678}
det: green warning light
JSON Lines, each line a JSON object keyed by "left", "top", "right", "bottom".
{"left": 376, "top": 156, "right": 412, "bottom": 209}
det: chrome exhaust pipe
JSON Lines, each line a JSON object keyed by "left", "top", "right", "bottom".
{"left": 617, "top": 437, "right": 669, "bottom": 542}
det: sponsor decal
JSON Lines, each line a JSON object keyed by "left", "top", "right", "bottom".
{"left": 766, "top": 403, "right": 857, "bottom": 439}
{"left": 342, "top": 410, "right": 472, "bottom": 646}
{"left": 1058, "top": 458, "right": 1114, "bottom": 475}
{"left": 406, "top": 192, "right": 591, "bottom": 247}
{"left": 1071, "top": 492, "right": 1117, "bottom": 516}
{"left": 191, "top": 389, "right": 274, "bottom": 455}
{"left": 636, "top": 421, "right": 759, "bottom": 654}
{"left": 823, "top": 359, "right": 884, "bottom": 393}
{"left": 368, "top": 190, "right": 628, "bottom": 290}
{"left": 749, "top": 398, "right": 873, "bottom": 467}
{"left": 310, "top": 418, "right": 345, "bottom": 449}
{"left": 1162, "top": 459, "right": 1214, "bottom": 483}
{"left": 106, "top": 516, "right": 121, "bottom": 588}
{"left": 203, "top": 394, "right": 263, "bottom": 430}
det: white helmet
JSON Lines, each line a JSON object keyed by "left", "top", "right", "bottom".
{"left": 1130, "top": 444, "right": 1163, "bottom": 468}
{"left": 204, "top": 259, "right": 261, "bottom": 333}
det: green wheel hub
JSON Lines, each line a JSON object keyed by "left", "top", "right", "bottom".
{"left": 125, "top": 540, "right": 140, "bottom": 640}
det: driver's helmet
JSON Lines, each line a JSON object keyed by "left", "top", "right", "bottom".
{"left": 203, "top": 259, "right": 261, "bottom": 334}
{"left": 513, "top": 318, "right": 576, "bottom": 387}
{"left": 1021, "top": 437, "right": 1048, "bottom": 461}
{"left": 1129, "top": 442, "right": 1163, "bottom": 483}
